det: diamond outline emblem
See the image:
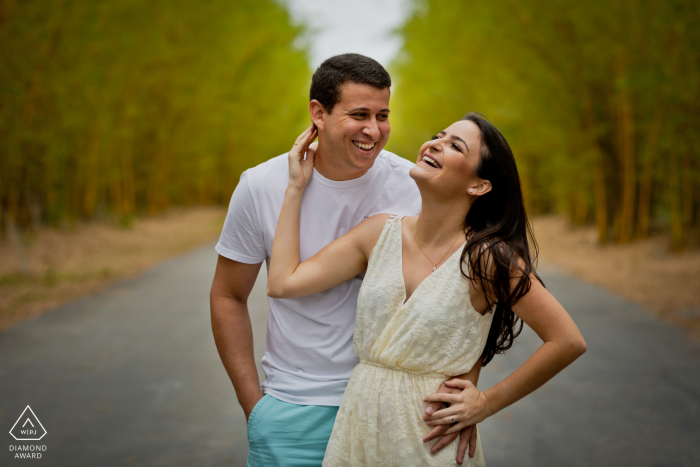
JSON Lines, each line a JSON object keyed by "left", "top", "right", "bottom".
{"left": 9, "top": 406, "right": 47, "bottom": 441}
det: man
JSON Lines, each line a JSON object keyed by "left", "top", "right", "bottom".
{"left": 210, "top": 53, "right": 480, "bottom": 466}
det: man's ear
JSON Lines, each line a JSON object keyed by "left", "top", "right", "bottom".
{"left": 309, "top": 100, "right": 326, "bottom": 131}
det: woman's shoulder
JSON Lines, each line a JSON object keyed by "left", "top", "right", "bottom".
{"left": 359, "top": 213, "right": 397, "bottom": 233}
{"left": 364, "top": 213, "right": 416, "bottom": 229}
{"left": 349, "top": 213, "right": 400, "bottom": 258}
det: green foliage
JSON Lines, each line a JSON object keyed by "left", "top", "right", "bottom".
{"left": 0, "top": 0, "right": 311, "bottom": 228}
{"left": 389, "top": 0, "right": 699, "bottom": 245}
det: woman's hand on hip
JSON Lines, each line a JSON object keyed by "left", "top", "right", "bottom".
{"left": 422, "top": 379, "right": 493, "bottom": 435}
{"left": 288, "top": 124, "right": 317, "bottom": 190}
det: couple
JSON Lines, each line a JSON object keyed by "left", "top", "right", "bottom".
{"left": 211, "top": 54, "right": 586, "bottom": 466}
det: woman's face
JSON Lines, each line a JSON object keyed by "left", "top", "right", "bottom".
{"left": 409, "top": 120, "right": 487, "bottom": 198}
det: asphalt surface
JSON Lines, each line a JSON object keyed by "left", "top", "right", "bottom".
{"left": 1, "top": 243, "right": 699, "bottom": 466}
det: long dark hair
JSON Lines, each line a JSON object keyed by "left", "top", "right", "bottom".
{"left": 459, "top": 112, "right": 542, "bottom": 366}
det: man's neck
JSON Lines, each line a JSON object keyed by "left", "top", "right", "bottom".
{"left": 313, "top": 146, "right": 370, "bottom": 182}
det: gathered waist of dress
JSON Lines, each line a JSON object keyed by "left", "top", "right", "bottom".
{"left": 358, "top": 360, "right": 447, "bottom": 379}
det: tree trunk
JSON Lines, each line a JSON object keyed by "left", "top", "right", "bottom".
{"left": 0, "top": 0, "right": 16, "bottom": 47}
{"left": 638, "top": 27, "right": 682, "bottom": 239}
{"left": 636, "top": 110, "right": 663, "bottom": 238}
{"left": 573, "top": 172, "right": 590, "bottom": 226}
{"left": 614, "top": 56, "right": 636, "bottom": 244}
{"left": 83, "top": 127, "right": 100, "bottom": 219}
{"left": 681, "top": 152, "right": 693, "bottom": 229}
{"left": 581, "top": 90, "right": 608, "bottom": 244}
{"left": 121, "top": 148, "right": 135, "bottom": 218}
{"left": 669, "top": 148, "right": 684, "bottom": 249}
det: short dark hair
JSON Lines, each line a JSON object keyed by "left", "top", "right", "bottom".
{"left": 310, "top": 54, "right": 391, "bottom": 114}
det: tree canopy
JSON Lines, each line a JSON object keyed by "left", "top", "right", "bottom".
{"left": 3, "top": 0, "right": 698, "bottom": 248}
{"left": 0, "top": 0, "right": 311, "bottom": 229}
{"left": 389, "top": 0, "right": 699, "bottom": 246}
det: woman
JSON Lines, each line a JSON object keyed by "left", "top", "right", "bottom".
{"left": 267, "top": 112, "right": 587, "bottom": 466}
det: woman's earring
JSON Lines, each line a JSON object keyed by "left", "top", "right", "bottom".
{"left": 469, "top": 189, "right": 474, "bottom": 193}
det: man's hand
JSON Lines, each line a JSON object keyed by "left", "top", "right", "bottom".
{"left": 423, "top": 381, "right": 478, "bottom": 464}
{"left": 243, "top": 392, "right": 264, "bottom": 422}
{"left": 423, "top": 379, "right": 492, "bottom": 434}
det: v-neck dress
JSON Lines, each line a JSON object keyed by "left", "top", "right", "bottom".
{"left": 323, "top": 215, "right": 493, "bottom": 467}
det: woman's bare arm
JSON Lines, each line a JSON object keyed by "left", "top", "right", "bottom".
{"left": 423, "top": 263, "right": 587, "bottom": 432}
{"left": 477, "top": 277, "right": 587, "bottom": 415}
{"left": 267, "top": 188, "right": 388, "bottom": 298}
{"left": 267, "top": 125, "right": 388, "bottom": 299}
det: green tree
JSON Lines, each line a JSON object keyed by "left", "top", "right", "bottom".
{"left": 0, "top": 0, "right": 311, "bottom": 230}
{"left": 390, "top": 0, "right": 699, "bottom": 246}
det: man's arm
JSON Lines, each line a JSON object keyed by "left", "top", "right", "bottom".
{"left": 210, "top": 255, "right": 263, "bottom": 420}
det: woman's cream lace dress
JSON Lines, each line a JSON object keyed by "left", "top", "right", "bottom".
{"left": 323, "top": 216, "right": 493, "bottom": 467}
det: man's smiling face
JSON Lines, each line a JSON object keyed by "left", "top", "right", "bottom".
{"left": 317, "top": 82, "right": 390, "bottom": 177}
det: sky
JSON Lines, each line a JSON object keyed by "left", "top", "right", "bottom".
{"left": 284, "top": 0, "right": 413, "bottom": 69}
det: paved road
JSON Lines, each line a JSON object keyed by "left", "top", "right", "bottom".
{"left": 1, "top": 243, "right": 698, "bottom": 466}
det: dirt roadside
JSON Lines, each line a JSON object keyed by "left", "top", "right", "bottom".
{"left": 532, "top": 216, "right": 700, "bottom": 340}
{"left": 1, "top": 211, "right": 698, "bottom": 339}
{"left": 0, "top": 207, "right": 227, "bottom": 330}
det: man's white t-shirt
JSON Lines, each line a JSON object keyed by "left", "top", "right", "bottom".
{"left": 216, "top": 150, "right": 421, "bottom": 406}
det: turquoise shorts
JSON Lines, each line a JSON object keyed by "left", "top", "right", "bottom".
{"left": 246, "top": 394, "right": 339, "bottom": 467}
